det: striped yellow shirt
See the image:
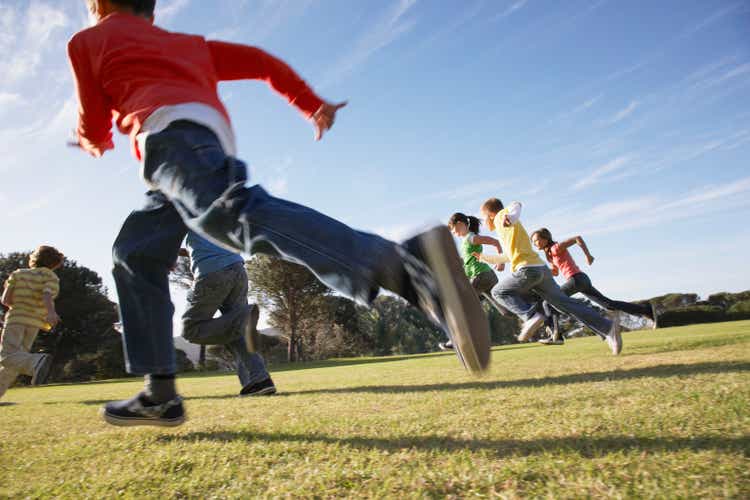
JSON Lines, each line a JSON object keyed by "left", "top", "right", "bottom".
{"left": 4, "top": 268, "right": 59, "bottom": 331}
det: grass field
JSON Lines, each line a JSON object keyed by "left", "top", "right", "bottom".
{"left": 1, "top": 321, "right": 749, "bottom": 498}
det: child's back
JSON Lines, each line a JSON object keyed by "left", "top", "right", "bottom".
{"left": 69, "top": 12, "right": 321, "bottom": 158}
{"left": 4, "top": 267, "right": 59, "bottom": 331}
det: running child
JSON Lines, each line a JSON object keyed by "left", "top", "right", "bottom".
{"left": 0, "top": 246, "right": 63, "bottom": 399}
{"left": 441, "top": 212, "right": 509, "bottom": 351}
{"left": 475, "top": 198, "right": 623, "bottom": 354}
{"left": 69, "top": 0, "right": 489, "bottom": 426}
{"left": 531, "top": 228, "right": 658, "bottom": 327}
{"left": 181, "top": 229, "right": 276, "bottom": 397}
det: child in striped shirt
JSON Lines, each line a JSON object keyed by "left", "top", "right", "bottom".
{"left": 0, "top": 246, "right": 63, "bottom": 399}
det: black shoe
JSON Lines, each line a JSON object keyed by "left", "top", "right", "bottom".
{"left": 31, "top": 354, "right": 53, "bottom": 386}
{"left": 101, "top": 393, "right": 185, "bottom": 427}
{"left": 240, "top": 377, "right": 277, "bottom": 397}
{"left": 402, "top": 226, "right": 491, "bottom": 374}
{"left": 244, "top": 304, "right": 261, "bottom": 353}
{"left": 438, "top": 340, "right": 454, "bottom": 351}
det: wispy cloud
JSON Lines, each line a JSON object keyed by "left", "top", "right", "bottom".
{"left": 604, "top": 100, "right": 639, "bottom": 125}
{"left": 490, "top": 0, "right": 529, "bottom": 21}
{"left": 573, "top": 155, "right": 631, "bottom": 191}
{"left": 155, "top": 0, "right": 190, "bottom": 23}
{"left": 0, "top": 2, "right": 68, "bottom": 85}
{"left": 537, "top": 176, "right": 750, "bottom": 237}
{"left": 321, "top": 0, "right": 419, "bottom": 87}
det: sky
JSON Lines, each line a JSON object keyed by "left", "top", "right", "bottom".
{"left": 1, "top": 0, "right": 749, "bottom": 334}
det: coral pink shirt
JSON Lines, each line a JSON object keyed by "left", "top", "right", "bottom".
{"left": 549, "top": 243, "right": 581, "bottom": 280}
{"left": 68, "top": 13, "right": 323, "bottom": 160}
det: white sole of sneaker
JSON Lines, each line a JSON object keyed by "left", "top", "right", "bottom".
{"left": 518, "top": 315, "right": 545, "bottom": 342}
{"left": 419, "top": 227, "right": 491, "bottom": 374}
{"left": 101, "top": 409, "right": 186, "bottom": 427}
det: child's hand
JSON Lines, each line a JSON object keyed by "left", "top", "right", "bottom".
{"left": 471, "top": 252, "right": 481, "bottom": 260}
{"left": 502, "top": 214, "right": 513, "bottom": 227}
{"left": 46, "top": 312, "right": 60, "bottom": 328}
{"left": 312, "top": 101, "right": 347, "bottom": 141}
{"left": 551, "top": 266, "right": 559, "bottom": 276}
{"left": 495, "top": 263, "right": 505, "bottom": 272}
{"left": 586, "top": 255, "right": 595, "bottom": 266}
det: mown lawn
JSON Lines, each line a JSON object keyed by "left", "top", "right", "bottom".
{"left": 1, "top": 321, "right": 749, "bottom": 498}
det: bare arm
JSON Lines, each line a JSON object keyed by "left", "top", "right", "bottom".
{"left": 472, "top": 251, "right": 509, "bottom": 266}
{"left": 42, "top": 292, "right": 60, "bottom": 328}
{"left": 560, "top": 235, "right": 594, "bottom": 265}
{"left": 1, "top": 283, "right": 13, "bottom": 307}
{"left": 472, "top": 235, "right": 503, "bottom": 252}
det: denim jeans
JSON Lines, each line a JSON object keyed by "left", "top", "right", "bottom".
{"left": 492, "top": 266, "right": 612, "bottom": 338}
{"left": 112, "top": 121, "right": 410, "bottom": 374}
{"left": 561, "top": 272, "right": 652, "bottom": 319}
{"left": 182, "top": 262, "right": 268, "bottom": 387}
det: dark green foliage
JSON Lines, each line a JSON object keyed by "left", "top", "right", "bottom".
{"left": 658, "top": 305, "right": 727, "bottom": 328}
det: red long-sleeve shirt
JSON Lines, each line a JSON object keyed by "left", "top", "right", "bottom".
{"left": 67, "top": 12, "right": 323, "bottom": 159}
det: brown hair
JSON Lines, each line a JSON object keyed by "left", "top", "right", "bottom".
{"left": 29, "top": 246, "right": 64, "bottom": 269}
{"left": 448, "top": 212, "right": 481, "bottom": 233}
{"left": 481, "top": 198, "right": 504, "bottom": 214}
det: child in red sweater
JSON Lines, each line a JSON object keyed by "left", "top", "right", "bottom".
{"left": 69, "top": 0, "right": 489, "bottom": 427}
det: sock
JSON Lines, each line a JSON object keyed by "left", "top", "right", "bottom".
{"left": 144, "top": 374, "right": 177, "bottom": 403}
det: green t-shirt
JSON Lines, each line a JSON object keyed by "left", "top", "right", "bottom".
{"left": 461, "top": 233, "right": 492, "bottom": 279}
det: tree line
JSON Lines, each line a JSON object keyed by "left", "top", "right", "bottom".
{"left": 2, "top": 250, "right": 748, "bottom": 383}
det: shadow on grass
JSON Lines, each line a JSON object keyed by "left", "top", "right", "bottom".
{"left": 186, "top": 360, "right": 750, "bottom": 401}
{"left": 156, "top": 431, "right": 749, "bottom": 458}
{"left": 63, "top": 360, "right": 749, "bottom": 406}
{"left": 0, "top": 402, "right": 17, "bottom": 407}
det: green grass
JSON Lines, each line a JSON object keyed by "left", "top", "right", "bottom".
{"left": 2, "top": 321, "right": 749, "bottom": 498}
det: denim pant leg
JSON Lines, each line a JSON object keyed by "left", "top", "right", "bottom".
{"left": 182, "top": 266, "right": 249, "bottom": 346}
{"left": 112, "top": 192, "right": 188, "bottom": 375}
{"left": 532, "top": 267, "right": 612, "bottom": 339}
{"left": 142, "top": 123, "right": 408, "bottom": 307}
{"left": 217, "top": 265, "right": 269, "bottom": 387}
{"left": 491, "top": 267, "right": 544, "bottom": 321}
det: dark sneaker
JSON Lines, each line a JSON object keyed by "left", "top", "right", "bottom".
{"left": 240, "top": 377, "right": 277, "bottom": 397}
{"left": 31, "top": 354, "right": 53, "bottom": 386}
{"left": 244, "top": 304, "right": 261, "bottom": 353}
{"left": 438, "top": 340, "right": 454, "bottom": 351}
{"left": 402, "top": 226, "right": 491, "bottom": 374}
{"left": 101, "top": 393, "right": 185, "bottom": 427}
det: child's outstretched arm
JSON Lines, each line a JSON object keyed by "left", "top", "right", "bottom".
{"left": 67, "top": 37, "right": 115, "bottom": 157}
{"left": 207, "top": 41, "right": 346, "bottom": 140}
{"left": 471, "top": 234, "right": 503, "bottom": 253}
{"left": 560, "top": 235, "right": 594, "bottom": 265}
{"left": 472, "top": 251, "right": 509, "bottom": 266}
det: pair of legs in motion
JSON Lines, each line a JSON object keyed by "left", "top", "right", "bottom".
{"left": 104, "top": 121, "right": 488, "bottom": 426}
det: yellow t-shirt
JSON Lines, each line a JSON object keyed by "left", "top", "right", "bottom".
{"left": 493, "top": 209, "right": 544, "bottom": 272}
{"left": 4, "top": 268, "right": 60, "bottom": 331}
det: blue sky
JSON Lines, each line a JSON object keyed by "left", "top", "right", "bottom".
{"left": 1, "top": 0, "right": 749, "bottom": 332}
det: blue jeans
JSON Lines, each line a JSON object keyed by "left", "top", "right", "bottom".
{"left": 182, "top": 262, "right": 268, "bottom": 387}
{"left": 112, "top": 121, "right": 409, "bottom": 374}
{"left": 492, "top": 266, "right": 612, "bottom": 338}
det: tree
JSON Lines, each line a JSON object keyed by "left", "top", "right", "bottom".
{"left": 0, "top": 252, "right": 122, "bottom": 382}
{"left": 245, "top": 255, "right": 331, "bottom": 362}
